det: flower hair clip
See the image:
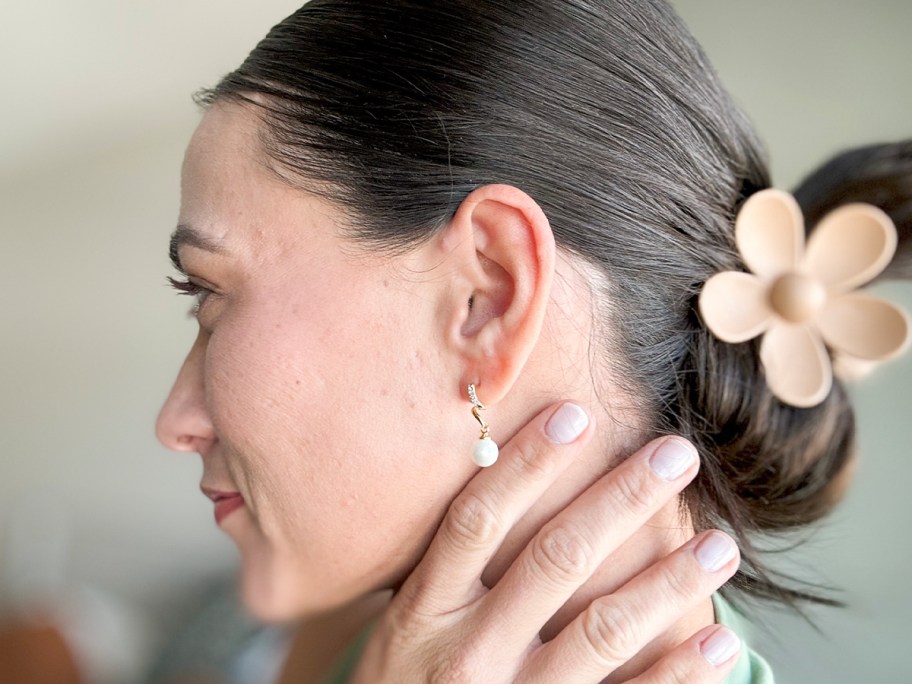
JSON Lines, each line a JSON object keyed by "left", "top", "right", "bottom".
{"left": 698, "top": 189, "right": 910, "bottom": 408}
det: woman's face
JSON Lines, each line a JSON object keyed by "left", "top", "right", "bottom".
{"left": 156, "top": 103, "right": 475, "bottom": 621}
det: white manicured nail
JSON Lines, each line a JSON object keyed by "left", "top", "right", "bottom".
{"left": 544, "top": 403, "right": 589, "bottom": 444}
{"left": 648, "top": 438, "right": 696, "bottom": 480}
{"left": 695, "top": 531, "right": 737, "bottom": 572}
{"left": 701, "top": 626, "right": 741, "bottom": 666}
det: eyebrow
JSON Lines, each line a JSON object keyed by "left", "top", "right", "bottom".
{"left": 169, "top": 224, "right": 226, "bottom": 272}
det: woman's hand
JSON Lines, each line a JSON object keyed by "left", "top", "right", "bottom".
{"left": 350, "top": 403, "right": 741, "bottom": 683}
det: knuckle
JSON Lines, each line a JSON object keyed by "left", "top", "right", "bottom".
{"left": 427, "top": 654, "right": 476, "bottom": 684}
{"left": 426, "top": 633, "right": 496, "bottom": 684}
{"left": 383, "top": 576, "right": 444, "bottom": 632}
{"left": 393, "top": 574, "right": 439, "bottom": 621}
{"left": 530, "top": 524, "right": 594, "bottom": 585}
{"left": 655, "top": 559, "right": 697, "bottom": 603}
{"left": 608, "top": 466, "right": 655, "bottom": 516}
{"left": 443, "top": 492, "right": 501, "bottom": 551}
{"left": 580, "top": 598, "right": 641, "bottom": 665}
{"left": 657, "top": 658, "right": 700, "bottom": 684}
{"left": 507, "top": 438, "right": 555, "bottom": 481}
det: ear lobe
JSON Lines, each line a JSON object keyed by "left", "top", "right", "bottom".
{"left": 442, "top": 184, "right": 556, "bottom": 404}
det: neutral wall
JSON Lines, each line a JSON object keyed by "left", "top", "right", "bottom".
{"left": 1, "top": 2, "right": 909, "bottom": 682}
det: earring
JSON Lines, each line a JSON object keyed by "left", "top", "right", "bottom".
{"left": 468, "top": 384, "right": 499, "bottom": 467}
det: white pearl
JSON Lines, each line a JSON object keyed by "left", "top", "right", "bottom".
{"left": 473, "top": 437, "right": 499, "bottom": 467}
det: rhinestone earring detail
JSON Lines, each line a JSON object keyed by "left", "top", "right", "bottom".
{"left": 468, "top": 384, "right": 499, "bottom": 467}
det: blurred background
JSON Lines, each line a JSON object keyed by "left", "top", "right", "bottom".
{"left": 1, "top": 1, "right": 909, "bottom": 682}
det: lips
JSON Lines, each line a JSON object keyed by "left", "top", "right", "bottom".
{"left": 201, "top": 486, "right": 245, "bottom": 525}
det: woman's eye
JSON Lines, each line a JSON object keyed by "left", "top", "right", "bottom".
{"left": 167, "top": 276, "right": 213, "bottom": 317}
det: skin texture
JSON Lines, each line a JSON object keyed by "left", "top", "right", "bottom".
{"left": 157, "top": 102, "right": 729, "bottom": 680}
{"left": 158, "top": 102, "right": 479, "bottom": 619}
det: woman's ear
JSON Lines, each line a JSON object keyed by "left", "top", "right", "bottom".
{"left": 438, "top": 184, "right": 556, "bottom": 404}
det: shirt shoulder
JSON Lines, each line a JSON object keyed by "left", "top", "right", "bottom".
{"left": 712, "top": 593, "right": 775, "bottom": 684}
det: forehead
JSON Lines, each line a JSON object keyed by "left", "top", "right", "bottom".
{"left": 182, "top": 102, "right": 264, "bottom": 192}
{"left": 178, "top": 104, "right": 268, "bottom": 253}
{"left": 177, "top": 102, "right": 351, "bottom": 268}
{"left": 181, "top": 104, "right": 286, "bottom": 242}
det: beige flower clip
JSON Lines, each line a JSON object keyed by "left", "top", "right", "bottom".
{"left": 698, "top": 189, "right": 910, "bottom": 408}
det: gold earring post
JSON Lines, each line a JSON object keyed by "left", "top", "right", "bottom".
{"left": 467, "top": 384, "right": 490, "bottom": 440}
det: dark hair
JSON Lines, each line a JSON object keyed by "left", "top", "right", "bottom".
{"left": 796, "top": 141, "right": 912, "bottom": 280}
{"left": 197, "top": 0, "right": 910, "bottom": 607}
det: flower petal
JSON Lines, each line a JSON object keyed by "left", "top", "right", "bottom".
{"left": 832, "top": 353, "right": 880, "bottom": 382}
{"left": 805, "top": 203, "right": 897, "bottom": 293}
{"left": 736, "top": 189, "right": 805, "bottom": 279}
{"left": 698, "top": 271, "right": 772, "bottom": 342}
{"left": 760, "top": 324, "right": 832, "bottom": 408}
{"left": 818, "top": 293, "right": 910, "bottom": 360}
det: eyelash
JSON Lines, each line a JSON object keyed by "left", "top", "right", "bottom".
{"left": 168, "top": 276, "right": 213, "bottom": 316}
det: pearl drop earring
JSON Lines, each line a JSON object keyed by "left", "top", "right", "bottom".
{"left": 468, "top": 384, "right": 499, "bottom": 467}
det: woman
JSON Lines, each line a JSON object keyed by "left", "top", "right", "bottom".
{"left": 155, "top": 1, "right": 910, "bottom": 681}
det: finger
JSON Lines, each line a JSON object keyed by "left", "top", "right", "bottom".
{"left": 402, "top": 402, "right": 593, "bottom": 613}
{"left": 525, "top": 530, "right": 740, "bottom": 682}
{"left": 626, "top": 625, "right": 742, "bottom": 684}
{"left": 481, "top": 436, "right": 700, "bottom": 649}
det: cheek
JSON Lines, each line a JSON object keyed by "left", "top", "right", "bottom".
{"left": 200, "top": 275, "right": 473, "bottom": 617}
{"left": 204, "top": 289, "right": 455, "bottom": 536}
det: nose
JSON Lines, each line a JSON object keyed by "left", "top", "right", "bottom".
{"left": 156, "top": 331, "right": 216, "bottom": 453}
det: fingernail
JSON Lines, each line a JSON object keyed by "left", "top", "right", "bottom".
{"left": 695, "top": 531, "right": 737, "bottom": 572}
{"left": 701, "top": 626, "right": 741, "bottom": 666}
{"left": 648, "top": 438, "right": 696, "bottom": 481}
{"left": 544, "top": 403, "right": 589, "bottom": 444}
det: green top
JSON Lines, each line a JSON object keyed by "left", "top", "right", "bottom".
{"left": 712, "top": 594, "right": 775, "bottom": 684}
{"left": 322, "top": 594, "right": 775, "bottom": 683}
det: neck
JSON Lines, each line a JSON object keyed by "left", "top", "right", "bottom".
{"left": 280, "top": 443, "right": 714, "bottom": 683}
{"left": 276, "top": 590, "right": 390, "bottom": 684}
{"left": 280, "top": 407, "right": 714, "bottom": 682}
{"left": 479, "top": 399, "right": 716, "bottom": 681}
